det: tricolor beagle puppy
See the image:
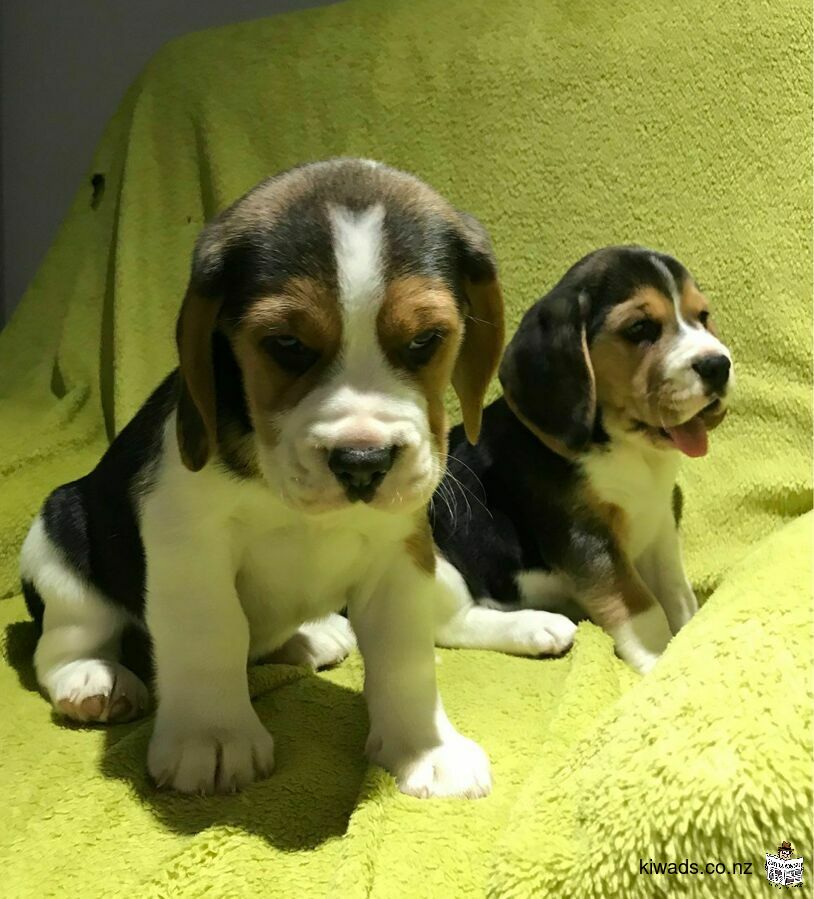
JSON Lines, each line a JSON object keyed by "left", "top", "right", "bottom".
{"left": 19, "top": 159, "right": 504, "bottom": 797}
{"left": 431, "top": 247, "right": 733, "bottom": 672}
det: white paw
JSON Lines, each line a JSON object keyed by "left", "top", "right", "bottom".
{"left": 624, "top": 650, "right": 659, "bottom": 674}
{"left": 504, "top": 610, "right": 577, "bottom": 656}
{"left": 148, "top": 712, "right": 275, "bottom": 794}
{"left": 47, "top": 659, "right": 149, "bottom": 723}
{"left": 267, "top": 614, "right": 356, "bottom": 669}
{"left": 371, "top": 734, "right": 492, "bottom": 799}
{"left": 611, "top": 604, "right": 672, "bottom": 674}
{"left": 664, "top": 590, "right": 699, "bottom": 635}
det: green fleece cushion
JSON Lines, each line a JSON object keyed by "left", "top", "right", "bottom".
{"left": 0, "top": 0, "right": 810, "bottom": 895}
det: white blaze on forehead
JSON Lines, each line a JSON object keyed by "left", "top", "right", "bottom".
{"left": 325, "top": 202, "right": 418, "bottom": 448}
{"left": 330, "top": 203, "right": 386, "bottom": 318}
{"left": 650, "top": 255, "right": 687, "bottom": 329}
{"left": 329, "top": 203, "right": 396, "bottom": 385}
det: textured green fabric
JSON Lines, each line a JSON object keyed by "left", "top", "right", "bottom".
{"left": 0, "top": 0, "right": 811, "bottom": 895}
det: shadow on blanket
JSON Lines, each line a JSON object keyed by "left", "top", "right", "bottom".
{"left": 5, "top": 619, "right": 368, "bottom": 850}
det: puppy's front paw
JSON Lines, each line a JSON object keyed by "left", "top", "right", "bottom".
{"left": 664, "top": 589, "right": 699, "bottom": 635}
{"left": 148, "top": 713, "right": 275, "bottom": 794}
{"left": 612, "top": 604, "right": 672, "bottom": 674}
{"left": 372, "top": 734, "right": 492, "bottom": 799}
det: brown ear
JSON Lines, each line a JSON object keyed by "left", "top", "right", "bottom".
{"left": 176, "top": 287, "right": 221, "bottom": 471}
{"left": 451, "top": 212, "right": 505, "bottom": 444}
{"left": 499, "top": 290, "right": 596, "bottom": 456}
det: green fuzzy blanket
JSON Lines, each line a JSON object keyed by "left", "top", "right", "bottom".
{"left": 1, "top": 0, "right": 811, "bottom": 895}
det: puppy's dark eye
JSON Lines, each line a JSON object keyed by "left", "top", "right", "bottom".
{"left": 262, "top": 335, "right": 320, "bottom": 374}
{"left": 404, "top": 329, "right": 444, "bottom": 368}
{"left": 622, "top": 319, "right": 662, "bottom": 345}
{"left": 698, "top": 310, "right": 710, "bottom": 328}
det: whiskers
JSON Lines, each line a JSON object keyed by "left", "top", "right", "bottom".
{"left": 430, "top": 451, "right": 491, "bottom": 533}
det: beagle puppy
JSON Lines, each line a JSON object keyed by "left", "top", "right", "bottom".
{"left": 431, "top": 246, "right": 733, "bottom": 673}
{"left": 19, "top": 158, "right": 504, "bottom": 797}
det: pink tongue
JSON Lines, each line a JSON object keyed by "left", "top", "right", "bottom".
{"left": 667, "top": 417, "right": 709, "bottom": 458}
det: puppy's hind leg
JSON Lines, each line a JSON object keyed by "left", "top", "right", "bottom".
{"left": 238, "top": 566, "right": 356, "bottom": 669}
{"left": 433, "top": 557, "right": 576, "bottom": 657}
{"left": 252, "top": 614, "right": 356, "bottom": 670}
{"left": 21, "top": 517, "right": 149, "bottom": 724}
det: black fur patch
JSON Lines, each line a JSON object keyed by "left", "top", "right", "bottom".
{"left": 431, "top": 398, "right": 580, "bottom": 602}
{"left": 22, "top": 579, "right": 44, "bottom": 630}
{"left": 36, "top": 373, "right": 176, "bottom": 621}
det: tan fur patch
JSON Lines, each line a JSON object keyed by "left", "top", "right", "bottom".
{"left": 580, "top": 322, "right": 597, "bottom": 429}
{"left": 578, "top": 566, "right": 657, "bottom": 630}
{"left": 176, "top": 288, "right": 222, "bottom": 470}
{"left": 590, "top": 329, "right": 640, "bottom": 415}
{"left": 591, "top": 287, "right": 679, "bottom": 426}
{"left": 573, "top": 489, "right": 657, "bottom": 628}
{"left": 231, "top": 277, "right": 342, "bottom": 447}
{"left": 453, "top": 276, "right": 505, "bottom": 443}
{"left": 404, "top": 515, "right": 437, "bottom": 574}
{"left": 680, "top": 280, "right": 715, "bottom": 331}
{"left": 377, "top": 275, "right": 463, "bottom": 450}
{"left": 600, "top": 286, "right": 673, "bottom": 332}
{"left": 242, "top": 276, "right": 342, "bottom": 345}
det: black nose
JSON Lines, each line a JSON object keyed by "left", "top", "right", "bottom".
{"left": 692, "top": 354, "right": 731, "bottom": 394}
{"left": 328, "top": 446, "right": 397, "bottom": 502}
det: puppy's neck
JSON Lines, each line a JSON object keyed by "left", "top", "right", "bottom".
{"left": 597, "top": 407, "right": 680, "bottom": 472}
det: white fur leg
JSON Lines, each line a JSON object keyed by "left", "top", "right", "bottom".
{"left": 637, "top": 513, "right": 700, "bottom": 635}
{"left": 21, "top": 516, "right": 148, "bottom": 723}
{"left": 609, "top": 604, "right": 672, "bottom": 674}
{"left": 437, "top": 606, "right": 576, "bottom": 656}
{"left": 350, "top": 555, "right": 491, "bottom": 799}
{"left": 258, "top": 614, "right": 356, "bottom": 669}
{"left": 144, "top": 523, "right": 274, "bottom": 795}
{"left": 434, "top": 557, "right": 576, "bottom": 656}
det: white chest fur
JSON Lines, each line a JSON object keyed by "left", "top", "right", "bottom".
{"left": 235, "top": 507, "right": 403, "bottom": 626}
{"left": 140, "top": 443, "right": 414, "bottom": 637}
{"left": 581, "top": 437, "right": 679, "bottom": 560}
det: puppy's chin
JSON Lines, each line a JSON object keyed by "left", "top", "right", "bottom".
{"left": 260, "top": 457, "right": 441, "bottom": 518}
{"left": 277, "top": 481, "right": 437, "bottom": 517}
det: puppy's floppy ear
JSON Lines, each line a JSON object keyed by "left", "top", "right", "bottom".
{"left": 499, "top": 289, "right": 596, "bottom": 455}
{"left": 175, "top": 225, "right": 226, "bottom": 471}
{"left": 452, "top": 212, "right": 505, "bottom": 444}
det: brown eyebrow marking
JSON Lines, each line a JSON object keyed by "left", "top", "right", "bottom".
{"left": 243, "top": 277, "right": 335, "bottom": 326}
{"left": 377, "top": 274, "right": 463, "bottom": 454}
{"left": 679, "top": 280, "right": 710, "bottom": 321}
{"left": 602, "top": 287, "right": 674, "bottom": 331}
{"left": 230, "top": 277, "right": 343, "bottom": 454}
{"left": 377, "top": 275, "right": 460, "bottom": 349}
{"left": 241, "top": 276, "right": 342, "bottom": 349}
